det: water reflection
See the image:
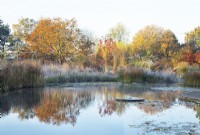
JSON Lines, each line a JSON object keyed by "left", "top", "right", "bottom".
{"left": 0, "top": 85, "right": 199, "bottom": 127}
{"left": 179, "top": 101, "right": 200, "bottom": 122}
{"left": 98, "top": 87, "right": 126, "bottom": 116}
{"left": 34, "top": 89, "right": 94, "bottom": 125}
{"left": 0, "top": 89, "right": 42, "bottom": 118}
{"left": 0, "top": 87, "right": 94, "bottom": 126}
{"left": 134, "top": 91, "right": 181, "bottom": 115}
{"left": 194, "top": 106, "right": 200, "bottom": 121}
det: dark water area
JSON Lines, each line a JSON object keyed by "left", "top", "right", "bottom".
{"left": 0, "top": 83, "right": 200, "bottom": 135}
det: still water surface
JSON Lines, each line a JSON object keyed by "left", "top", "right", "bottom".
{"left": 0, "top": 83, "right": 200, "bottom": 135}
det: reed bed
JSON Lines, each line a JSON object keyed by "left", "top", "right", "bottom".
{"left": 0, "top": 60, "right": 44, "bottom": 91}
{"left": 118, "top": 67, "right": 177, "bottom": 83}
{"left": 183, "top": 71, "right": 200, "bottom": 87}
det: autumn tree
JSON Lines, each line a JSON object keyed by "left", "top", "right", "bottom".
{"left": 96, "top": 24, "right": 129, "bottom": 73}
{"left": 12, "top": 18, "right": 36, "bottom": 43}
{"left": 12, "top": 18, "right": 36, "bottom": 60}
{"left": 74, "top": 30, "right": 95, "bottom": 66}
{"left": 132, "top": 26, "right": 180, "bottom": 68}
{"left": 160, "top": 30, "right": 179, "bottom": 58}
{"left": 179, "top": 27, "right": 200, "bottom": 66}
{"left": 108, "top": 23, "right": 129, "bottom": 42}
{"left": 108, "top": 23, "right": 129, "bottom": 72}
{"left": 0, "top": 19, "right": 10, "bottom": 58}
{"left": 26, "top": 18, "right": 79, "bottom": 63}
{"left": 195, "top": 52, "right": 200, "bottom": 64}
{"left": 97, "top": 37, "right": 114, "bottom": 72}
{"left": 131, "top": 25, "right": 164, "bottom": 60}
{"left": 197, "top": 32, "right": 200, "bottom": 47}
{"left": 180, "top": 44, "right": 200, "bottom": 65}
{"left": 185, "top": 26, "right": 200, "bottom": 50}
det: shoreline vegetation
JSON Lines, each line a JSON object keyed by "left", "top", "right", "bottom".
{"left": 1, "top": 60, "right": 199, "bottom": 92}
{"left": 0, "top": 18, "right": 200, "bottom": 92}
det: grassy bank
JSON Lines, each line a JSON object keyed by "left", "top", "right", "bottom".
{"left": 118, "top": 67, "right": 177, "bottom": 83}
{"left": 1, "top": 60, "right": 200, "bottom": 92}
{"left": 44, "top": 71, "right": 117, "bottom": 83}
{"left": 42, "top": 64, "right": 117, "bottom": 83}
{"left": 0, "top": 61, "right": 117, "bottom": 92}
{"left": 0, "top": 60, "right": 44, "bottom": 91}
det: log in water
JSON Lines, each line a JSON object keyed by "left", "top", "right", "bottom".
{"left": 115, "top": 97, "right": 145, "bottom": 102}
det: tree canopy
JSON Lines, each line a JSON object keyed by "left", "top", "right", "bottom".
{"left": 131, "top": 25, "right": 179, "bottom": 60}
{"left": 108, "top": 23, "right": 129, "bottom": 43}
{"left": 185, "top": 26, "right": 200, "bottom": 49}
{"left": 12, "top": 18, "right": 36, "bottom": 43}
{"left": 0, "top": 19, "right": 10, "bottom": 53}
{"left": 0, "top": 17, "right": 199, "bottom": 72}
{"left": 25, "top": 18, "right": 79, "bottom": 63}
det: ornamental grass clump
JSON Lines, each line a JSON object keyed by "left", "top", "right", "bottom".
{"left": 183, "top": 71, "right": 200, "bottom": 87}
{"left": 118, "top": 67, "right": 177, "bottom": 83}
{"left": 0, "top": 60, "right": 44, "bottom": 91}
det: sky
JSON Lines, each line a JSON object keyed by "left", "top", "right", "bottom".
{"left": 0, "top": 0, "right": 200, "bottom": 43}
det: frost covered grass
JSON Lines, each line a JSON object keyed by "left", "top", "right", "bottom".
{"left": 42, "top": 63, "right": 117, "bottom": 83}
{"left": 0, "top": 61, "right": 180, "bottom": 92}
{"left": 118, "top": 67, "right": 177, "bottom": 83}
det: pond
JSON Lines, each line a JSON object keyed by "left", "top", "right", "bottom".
{"left": 0, "top": 83, "right": 200, "bottom": 135}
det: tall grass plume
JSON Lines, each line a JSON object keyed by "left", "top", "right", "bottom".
{"left": 183, "top": 71, "right": 200, "bottom": 87}
{"left": 118, "top": 67, "right": 177, "bottom": 83}
{"left": 0, "top": 60, "right": 44, "bottom": 91}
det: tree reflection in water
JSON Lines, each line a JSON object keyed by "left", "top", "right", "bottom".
{"left": 0, "top": 89, "right": 42, "bottom": 118}
{"left": 179, "top": 101, "right": 200, "bottom": 123}
{"left": 1, "top": 85, "right": 194, "bottom": 126}
{"left": 194, "top": 105, "right": 200, "bottom": 121}
{"left": 0, "top": 88, "right": 94, "bottom": 126}
{"left": 98, "top": 87, "right": 126, "bottom": 116}
{"left": 135, "top": 91, "right": 181, "bottom": 115}
{"left": 97, "top": 86, "right": 182, "bottom": 116}
{"left": 34, "top": 89, "right": 94, "bottom": 125}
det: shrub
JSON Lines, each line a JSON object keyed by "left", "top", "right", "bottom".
{"left": 187, "top": 65, "right": 200, "bottom": 72}
{"left": 41, "top": 63, "right": 70, "bottom": 78}
{"left": 151, "top": 59, "right": 173, "bottom": 71}
{"left": 118, "top": 67, "right": 177, "bottom": 83}
{"left": 174, "top": 62, "right": 189, "bottom": 76}
{"left": 123, "top": 67, "right": 146, "bottom": 83}
{"left": 42, "top": 63, "right": 118, "bottom": 83}
{"left": 117, "top": 69, "right": 125, "bottom": 82}
{"left": 130, "top": 58, "right": 153, "bottom": 69}
{"left": 0, "top": 60, "right": 44, "bottom": 91}
{"left": 183, "top": 71, "right": 200, "bottom": 87}
{"left": 44, "top": 72, "right": 117, "bottom": 83}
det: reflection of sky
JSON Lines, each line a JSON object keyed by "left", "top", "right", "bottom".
{"left": 123, "top": 104, "right": 199, "bottom": 134}
{"left": 0, "top": 106, "right": 124, "bottom": 135}
{"left": 1, "top": 0, "right": 200, "bottom": 43}
{"left": 0, "top": 85, "right": 199, "bottom": 134}
{"left": 0, "top": 101, "right": 199, "bottom": 135}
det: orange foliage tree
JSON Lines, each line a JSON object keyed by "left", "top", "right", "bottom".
{"left": 26, "top": 18, "right": 79, "bottom": 64}
{"left": 195, "top": 52, "right": 200, "bottom": 64}
{"left": 181, "top": 45, "right": 196, "bottom": 64}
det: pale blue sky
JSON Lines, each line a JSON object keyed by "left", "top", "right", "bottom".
{"left": 0, "top": 0, "right": 200, "bottom": 43}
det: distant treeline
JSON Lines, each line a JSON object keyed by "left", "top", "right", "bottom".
{"left": 0, "top": 17, "right": 200, "bottom": 74}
